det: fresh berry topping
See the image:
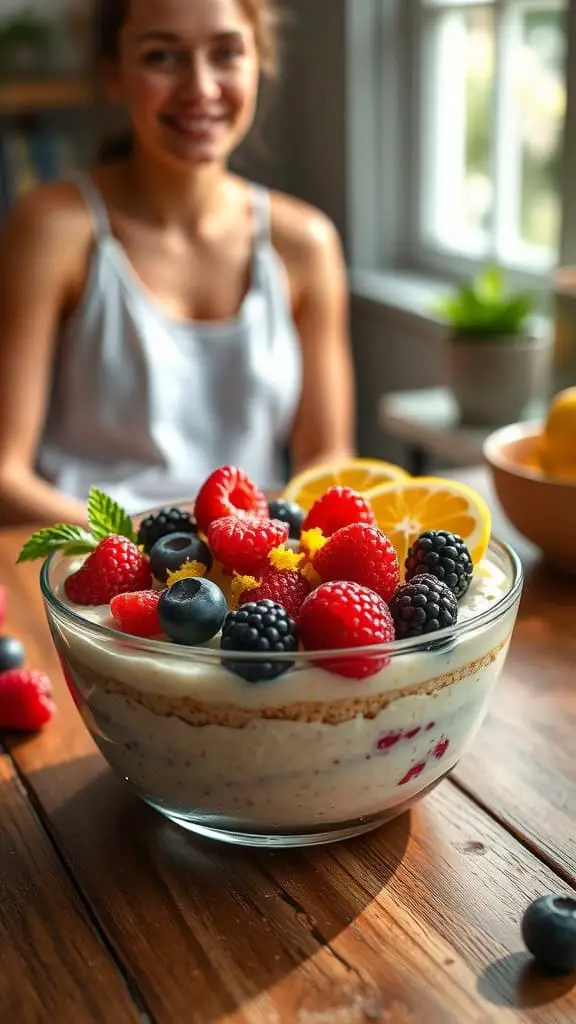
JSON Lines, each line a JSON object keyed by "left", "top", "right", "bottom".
{"left": 313, "top": 523, "right": 400, "bottom": 602}
{"left": 267, "top": 499, "right": 304, "bottom": 539}
{"left": 207, "top": 516, "right": 289, "bottom": 576}
{"left": 137, "top": 507, "right": 197, "bottom": 553}
{"left": 0, "top": 636, "right": 25, "bottom": 672}
{"left": 298, "top": 581, "right": 395, "bottom": 679}
{"left": 0, "top": 669, "right": 55, "bottom": 731}
{"left": 389, "top": 575, "right": 458, "bottom": 639}
{"left": 405, "top": 530, "right": 474, "bottom": 599}
{"left": 64, "top": 536, "right": 152, "bottom": 606}
{"left": 194, "top": 466, "right": 268, "bottom": 535}
{"left": 521, "top": 896, "right": 576, "bottom": 974}
{"left": 302, "top": 486, "right": 377, "bottom": 537}
{"left": 110, "top": 590, "right": 163, "bottom": 638}
{"left": 237, "top": 568, "right": 311, "bottom": 621}
{"left": 149, "top": 532, "right": 212, "bottom": 584}
{"left": 221, "top": 600, "right": 298, "bottom": 683}
{"left": 158, "top": 578, "right": 227, "bottom": 645}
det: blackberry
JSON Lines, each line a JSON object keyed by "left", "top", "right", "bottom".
{"left": 137, "top": 507, "right": 197, "bottom": 553}
{"left": 390, "top": 575, "right": 458, "bottom": 639}
{"left": 405, "top": 530, "right": 473, "bottom": 600}
{"left": 221, "top": 599, "right": 298, "bottom": 683}
{"left": 267, "top": 499, "right": 304, "bottom": 540}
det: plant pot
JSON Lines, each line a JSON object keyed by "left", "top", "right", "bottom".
{"left": 447, "top": 332, "right": 551, "bottom": 427}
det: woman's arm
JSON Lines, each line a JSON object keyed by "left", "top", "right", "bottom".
{"left": 275, "top": 200, "right": 355, "bottom": 473}
{"left": 0, "top": 187, "right": 90, "bottom": 527}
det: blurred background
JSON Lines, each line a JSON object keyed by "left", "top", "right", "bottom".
{"left": 0, "top": 0, "right": 573, "bottom": 471}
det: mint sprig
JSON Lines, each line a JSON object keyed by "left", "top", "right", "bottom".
{"left": 16, "top": 487, "right": 136, "bottom": 564}
{"left": 17, "top": 525, "right": 96, "bottom": 564}
{"left": 87, "top": 488, "right": 135, "bottom": 543}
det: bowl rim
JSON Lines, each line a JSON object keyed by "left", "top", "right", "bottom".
{"left": 483, "top": 419, "right": 576, "bottom": 486}
{"left": 39, "top": 537, "right": 524, "bottom": 663}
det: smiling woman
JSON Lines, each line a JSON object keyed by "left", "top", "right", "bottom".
{"left": 0, "top": 0, "right": 355, "bottom": 527}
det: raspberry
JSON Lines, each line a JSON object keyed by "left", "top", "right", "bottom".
{"left": 110, "top": 590, "right": 163, "bottom": 637}
{"left": 221, "top": 600, "right": 298, "bottom": 682}
{"left": 194, "top": 466, "right": 268, "bottom": 535}
{"left": 64, "top": 536, "right": 152, "bottom": 606}
{"left": 0, "top": 669, "right": 55, "bottom": 731}
{"left": 299, "top": 581, "right": 395, "bottom": 679}
{"left": 137, "top": 507, "right": 196, "bottom": 553}
{"left": 238, "top": 568, "right": 311, "bottom": 620}
{"left": 313, "top": 523, "right": 400, "bottom": 602}
{"left": 389, "top": 575, "right": 458, "bottom": 639}
{"left": 207, "top": 516, "right": 289, "bottom": 576}
{"left": 302, "top": 487, "right": 377, "bottom": 537}
{"left": 405, "top": 530, "right": 474, "bottom": 600}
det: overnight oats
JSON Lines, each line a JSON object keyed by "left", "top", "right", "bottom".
{"left": 25, "top": 461, "right": 523, "bottom": 846}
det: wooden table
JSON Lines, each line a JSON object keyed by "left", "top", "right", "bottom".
{"left": 1, "top": 469, "right": 575, "bottom": 1023}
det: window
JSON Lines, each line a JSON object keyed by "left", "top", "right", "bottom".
{"left": 420, "top": 0, "right": 567, "bottom": 274}
{"left": 347, "top": 0, "right": 571, "bottom": 288}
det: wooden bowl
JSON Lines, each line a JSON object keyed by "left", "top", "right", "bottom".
{"left": 483, "top": 421, "right": 576, "bottom": 572}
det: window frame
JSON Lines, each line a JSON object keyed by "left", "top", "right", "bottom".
{"left": 347, "top": 0, "right": 576, "bottom": 294}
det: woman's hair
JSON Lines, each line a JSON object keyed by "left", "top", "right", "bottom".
{"left": 95, "top": 0, "right": 280, "bottom": 162}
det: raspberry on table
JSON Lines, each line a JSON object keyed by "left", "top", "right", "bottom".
{"left": 110, "top": 590, "right": 163, "bottom": 638}
{"left": 389, "top": 574, "right": 458, "bottom": 639}
{"left": 0, "top": 668, "right": 55, "bottom": 731}
{"left": 302, "top": 486, "right": 377, "bottom": 537}
{"left": 405, "top": 530, "right": 474, "bottom": 600}
{"left": 64, "top": 535, "right": 152, "bottom": 606}
{"left": 221, "top": 600, "right": 298, "bottom": 683}
{"left": 299, "top": 580, "right": 395, "bottom": 679}
{"left": 137, "top": 507, "right": 197, "bottom": 553}
{"left": 313, "top": 522, "right": 400, "bottom": 602}
{"left": 207, "top": 515, "right": 289, "bottom": 576}
{"left": 194, "top": 465, "right": 268, "bottom": 535}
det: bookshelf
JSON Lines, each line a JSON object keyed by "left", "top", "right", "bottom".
{"left": 0, "top": 77, "right": 96, "bottom": 116}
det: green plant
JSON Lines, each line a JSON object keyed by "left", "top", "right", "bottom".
{"left": 0, "top": 11, "right": 49, "bottom": 48}
{"left": 435, "top": 265, "right": 535, "bottom": 340}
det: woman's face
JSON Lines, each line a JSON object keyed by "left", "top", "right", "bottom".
{"left": 110, "top": 0, "right": 261, "bottom": 167}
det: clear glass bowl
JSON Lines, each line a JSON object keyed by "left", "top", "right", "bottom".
{"left": 40, "top": 535, "right": 523, "bottom": 848}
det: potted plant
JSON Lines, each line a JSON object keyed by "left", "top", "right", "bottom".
{"left": 0, "top": 11, "right": 50, "bottom": 79}
{"left": 435, "top": 265, "right": 551, "bottom": 426}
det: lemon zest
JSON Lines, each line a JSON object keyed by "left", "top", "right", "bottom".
{"left": 166, "top": 560, "right": 207, "bottom": 586}
{"left": 299, "top": 528, "right": 327, "bottom": 563}
{"left": 230, "top": 572, "right": 260, "bottom": 610}
{"left": 268, "top": 546, "right": 304, "bottom": 572}
{"left": 301, "top": 563, "right": 322, "bottom": 589}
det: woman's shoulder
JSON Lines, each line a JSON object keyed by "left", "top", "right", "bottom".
{"left": 268, "top": 189, "right": 342, "bottom": 262}
{"left": 1, "top": 179, "right": 94, "bottom": 250}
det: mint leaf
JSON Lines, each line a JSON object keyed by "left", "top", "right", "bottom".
{"left": 87, "top": 488, "right": 135, "bottom": 543}
{"left": 16, "top": 525, "right": 95, "bottom": 564}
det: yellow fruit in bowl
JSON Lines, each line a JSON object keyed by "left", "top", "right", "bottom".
{"left": 540, "top": 387, "right": 576, "bottom": 480}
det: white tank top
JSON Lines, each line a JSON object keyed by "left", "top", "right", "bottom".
{"left": 37, "top": 174, "right": 302, "bottom": 513}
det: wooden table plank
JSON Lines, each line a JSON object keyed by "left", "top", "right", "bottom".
{"left": 0, "top": 749, "right": 141, "bottom": 1024}
{"left": 4, "top": 746, "right": 576, "bottom": 1023}
{"left": 444, "top": 467, "right": 576, "bottom": 884}
{"left": 1, "top": 528, "right": 575, "bottom": 1021}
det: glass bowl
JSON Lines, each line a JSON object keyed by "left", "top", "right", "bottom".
{"left": 40, "top": 534, "right": 523, "bottom": 848}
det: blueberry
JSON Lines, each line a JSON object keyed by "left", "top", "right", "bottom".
{"left": 522, "top": 895, "right": 576, "bottom": 973}
{"left": 0, "top": 636, "right": 25, "bottom": 672}
{"left": 267, "top": 500, "right": 304, "bottom": 540}
{"left": 158, "top": 578, "right": 227, "bottom": 646}
{"left": 150, "top": 532, "right": 213, "bottom": 583}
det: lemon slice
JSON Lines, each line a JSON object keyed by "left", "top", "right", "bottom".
{"left": 364, "top": 477, "right": 492, "bottom": 569}
{"left": 282, "top": 458, "right": 410, "bottom": 511}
